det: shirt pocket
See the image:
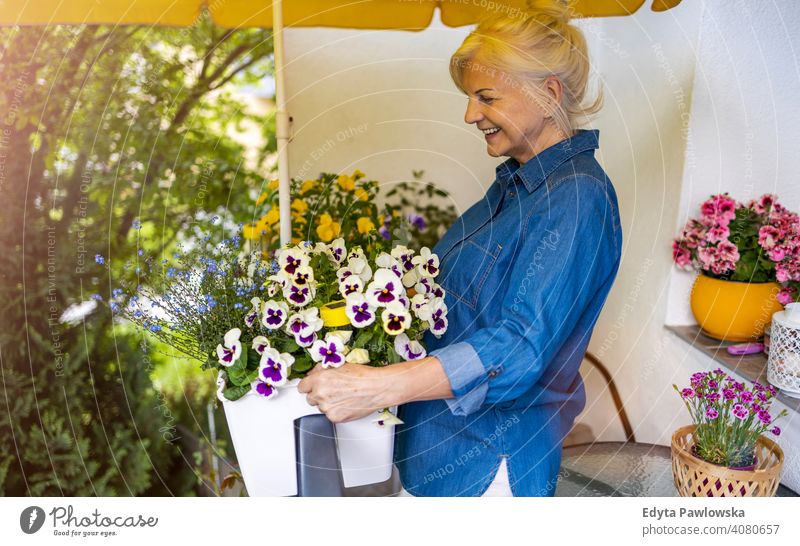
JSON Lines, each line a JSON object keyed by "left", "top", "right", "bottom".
{"left": 438, "top": 238, "right": 503, "bottom": 310}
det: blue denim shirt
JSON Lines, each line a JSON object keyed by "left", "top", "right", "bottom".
{"left": 394, "top": 129, "right": 622, "bottom": 496}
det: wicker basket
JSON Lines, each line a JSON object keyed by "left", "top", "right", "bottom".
{"left": 671, "top": 425, "right": 784, "bottom": 497}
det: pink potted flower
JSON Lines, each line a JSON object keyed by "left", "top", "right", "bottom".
{"left": 673, "top": 194, "right": 800, "bottom": 340}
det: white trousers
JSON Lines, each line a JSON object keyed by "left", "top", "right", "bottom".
{"left": 398, "top": 457, "right": 513, "bottom": 497}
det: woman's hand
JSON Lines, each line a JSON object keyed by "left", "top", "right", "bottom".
{"left": 297, "top": 363, "right": 390, "bottom": 424}
{"left": 297, "top": 357, "right": 455, "bottom": 423}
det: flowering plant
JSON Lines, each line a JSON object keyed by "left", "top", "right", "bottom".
{"left": 241, "top": 169, "right": 457, "bottom": 253}
{"left": 672, "top": 193, "right": 800, "bottom": 303}
{"left": 97, "top": 230, "right": 448, "bottom": 415}
{"left": 673, "top": 368, "right": 787, "bottom": 467}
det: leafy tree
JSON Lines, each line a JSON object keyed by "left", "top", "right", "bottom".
{"left": 0, "top": 13, "right": 275, "bottom": 495}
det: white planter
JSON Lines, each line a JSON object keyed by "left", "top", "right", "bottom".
{"left": 221, "top": 379, "right": 395, "bottom": 496}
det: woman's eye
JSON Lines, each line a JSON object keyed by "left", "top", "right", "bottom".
{"left": 479, "top": 96, "right": 495, "bottom": 104}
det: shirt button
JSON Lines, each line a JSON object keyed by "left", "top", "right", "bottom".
{"left": 508, "top": 192, "right": 515, "bottom": 198}
{"left": 488, "top": 370, "right": 498, "bottom": 378}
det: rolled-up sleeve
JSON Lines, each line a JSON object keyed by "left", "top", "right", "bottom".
{"left": 433, "top": 175, "right": 620, "bottom": 417}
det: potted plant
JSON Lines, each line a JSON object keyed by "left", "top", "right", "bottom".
{"left": 673, "top": 193, "right": 800, "bottom": 341}
{"left": 96, "top": 227, "right": 448, "bottom": 496}
{"left": 671, "top": 368, "right": 787, "bottom": 497}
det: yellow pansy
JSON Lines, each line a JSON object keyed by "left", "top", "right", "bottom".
{"left": 264, "top": 207, "right": 280, "bottom": 225}
{"left": 316, "top": 213, "right": 341, "bottom": 242}
{"left": 300, "top": 179, "right": 317, "bottom": 195}
{"left": 256, "top": 192, "right": 269, "bottom": 205}
{"left": 267, "top": 179, "right": 279, "bottom": 190}
{"left": 355, "top": 188, "right": 370, "bottom": 202}
{"left": 336, "top": 174, "right": 355, "bottom": 192}
{"left": 392, "top": 209, "right": 400, "bottom": 218}
{"left": 357, "top": 217, "right": 375, "bottom": 234}
{"left": 291, "top": 236, "right": 302, "bottom": 245}
{"left": 242, "top": 223, "right": 260, "bottom": 240}
{"left": 352, "top": 169, "right": 366, "bottom": 180}
{"left": 255, "top": 216, "right": 272, "bottom": 235}
{"left": 291, "top": 198, "right": 309, "bottom": 215}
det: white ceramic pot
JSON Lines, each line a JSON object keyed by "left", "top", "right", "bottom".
{"left": 221, "top": 379, "right": 395, "bottom": 496}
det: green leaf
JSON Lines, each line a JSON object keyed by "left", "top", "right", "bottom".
{"left": 352, "top": 329, "right": 373, "bottom": 349}
{"left": 223, "top": 384, "right": 252, "bottom": 401}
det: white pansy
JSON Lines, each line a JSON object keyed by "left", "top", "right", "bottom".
{"left": 402, "top": 266, "right": 421, "bottom": 288}
{"left": 338, "top": 274, "right": 363, "bottom": 298}
{"left": 381, "top": 302, "right": 411, "bottom": 335}
{"left": 411, "top": 246, "right": 439, "bottom": 278}
{"left": 327, "top": 330, "right": 352, "bottom": 346}
{"left": 394, "top": 333, "right": 427, "bottom": 361}
{"left": 348, "top": 255, "right": 373, "bottom": 284}
{"left": 345, "top": 348, "right": 370, "bottom": 364}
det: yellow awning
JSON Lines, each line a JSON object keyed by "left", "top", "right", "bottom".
{"left": 0, "top": 0, "right": 680, "bottom": 29}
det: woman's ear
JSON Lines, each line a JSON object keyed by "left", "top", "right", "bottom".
{"left": 544, "top": 76, "right": 563, "bottom": 106}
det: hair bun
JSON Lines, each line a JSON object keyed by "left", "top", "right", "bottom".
{"left": 525, "top": 0, "right": 572, "bottom": 26}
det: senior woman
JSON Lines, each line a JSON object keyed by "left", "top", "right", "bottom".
{"left": 298, "top": 1, "right": 622, "bottom": 497}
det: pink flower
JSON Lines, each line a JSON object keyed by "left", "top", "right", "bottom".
{"left": 717, "top": 240, "right": 740, "bottom": 263}
{"left": 700, "top": 194, "right": 737, "bottom": 227}
{"left": 706, "top": 225, "right": 730, "bottom": 244}
{"left": 777, "top": 287, "right": 796, "bottom": 305}
{"left": 755, "top": 194, "right": 776, "bottom": 214}
{"left": 758, "top": 225, "right": 780, "bottom": 249}
{"left": 768, "top": 247, "right": 787, "bottom": 262}
{"left": 672, "top": 241, "right": 692, "bottom": 269}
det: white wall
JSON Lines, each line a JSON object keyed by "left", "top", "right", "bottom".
{"left": 280, "top": 1, "right": 800, "bottom": 491}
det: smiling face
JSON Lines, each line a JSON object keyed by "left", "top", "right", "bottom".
{"left": 460, "top": 58, "right": 568, "bottom": 164}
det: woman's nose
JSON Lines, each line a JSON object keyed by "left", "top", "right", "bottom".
{"left": 464, "top": 98, "right": 483, "bottom": 125}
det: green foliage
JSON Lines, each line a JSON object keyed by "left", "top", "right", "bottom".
{"left": 0, "top": 13, "right": 275, "bottom": 495}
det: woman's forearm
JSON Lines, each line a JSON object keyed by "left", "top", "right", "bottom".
{"left": 380, "top": 356, "right": 454, "bottom": 407}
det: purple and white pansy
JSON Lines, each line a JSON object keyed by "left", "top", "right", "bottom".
{"left": 376, "top": 252, "right": 403, "bottom": 279}
{"left": 285, "top": 307, "right": 323, "bottom": 348}
{"left": 347, "top": 249, "right": 373, "bottom": 284}
{"left": 262, "top": 299, "right": 290, "bottom": 330}
{"left": 277, "top": 246, "right": 310, "bottom": 276}
{"left": 338, "top": 274, "right": 364, "bottom": 298}
{"left": 216, "top": 328, "right": 243, "bottom": 367}
{"left": 258, "top": 347, "right": 293, "bottom": 387}
{"left": 381, "top": 302, "right": 411, "bottom": 335}
{"left": 391, "top": 245, "right": 415, "bottom": 273}
{"left": 244, "top": 297, "right": 262, "bottom": 328}
{"left": 412, "top": 246, "right": 439, "bottom": 277}
{"left": 251, "top": 335, "right": 270, "bottom": 355}
{"left": 310, "top": 333, "right": 346, "bottom": 368}
{"left": 365, "top": 268, "right": 403, "bottom": 307}
{"left": 328, "top": 238, "right": 347, "bottom": 265}
{"left": 345, "top": 292, "right": 377, "bottom": 327}
{"left": 394, "top": 333, "right": 427, "bottom": 361}
{"left": 283, "top": 282, "right": 314, "bottom": 307}
{"left": 427, "top": 297, "right": 448, "bottom": 338}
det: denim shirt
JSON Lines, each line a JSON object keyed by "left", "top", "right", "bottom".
{"left": 394, "top": 129, "right": 622, "bottom": 496}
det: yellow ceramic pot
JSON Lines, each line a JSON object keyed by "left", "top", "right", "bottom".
{"left": 690, "top": 274, "right": 784, "bottom": 341}
{"left": 320, "top": 299, "right": 350, "bottom": 327}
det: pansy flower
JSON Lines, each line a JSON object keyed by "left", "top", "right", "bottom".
{"left": 391, "top": 245, "right": 415, "bottom": 272}
{"left": 412, "top": 247, "right": 439, "bottom": 277}
{"left": 252, "top": 335, "right": 270, "bottom": 355}
{"left": 277, "top": 246, "right": 310, "bottom": 276}
{"left": 310, "top": 334, "right": 346, "bottom": 368}
{"left": 285, "top": 307, "right": 324, "bottom": 339}
{"left": 339, "top": 274, "right": 364, "bottom": 298}
{"left": 427, "top": 297, "right": 448, "bottom": 337}
{"left": 262, "top": 300, "right": 290, "bottom": 330}
{"left": 402, "top": 266, "right": 421, "bottom": 288}
{"left": 244, "top": 297, "right": 262, "bottom": 328}
{"left": 258, "top": 347, "right": 294, "bottom": 387}
{"left": 381, "top": 302, "right": 411, "bottom": 335}
{"left": 252, "top": 379, "right": 278, "bottom": 399}
{"left": 216, "top": 328, "right": 243, "bottom": 367}
{"left": 348, "top": 255, "right": 373, "bottom": 284}
{"left": 345, "top": 348, "right": 370, "bottom": 364}
{"left": 345, "top": 292, "right": 377, "bottom": 327}
{"left": 366, "top": 269, "right": 403, "bottom": 307}
{"left": 283, "top": 283, "right": 314, "bottom": 307}
{"left": 376, "top": 252, "right": 403, "bottom": 279}
{"left": 328, "top": 238, "right": 347, "bottom": 265}
{"left": 290, "top": 265, "right": 315, "bottom": 287}
{"left": 394, "top": 333, "right": 427, "bottom": 361}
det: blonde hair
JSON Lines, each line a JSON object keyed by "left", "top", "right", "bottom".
{"left": 449, "top": 0, "right": 602, "bottom": 137}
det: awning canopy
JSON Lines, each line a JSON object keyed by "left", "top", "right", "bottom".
{"left": 1, "top": 0, "right": 682, "bottom": 29}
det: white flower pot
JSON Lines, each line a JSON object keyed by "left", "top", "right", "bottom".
{"left": 221, "top": 379, "right": 395, "bottom": 496}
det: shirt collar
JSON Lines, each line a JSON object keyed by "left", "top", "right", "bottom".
{"left": 494, "top": 129, "right": 600, "bottom": 193}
